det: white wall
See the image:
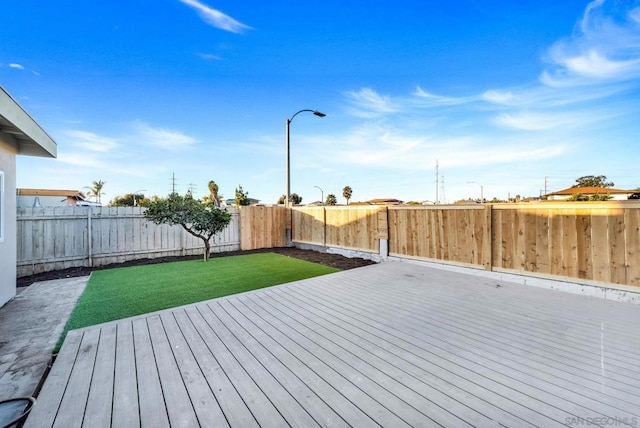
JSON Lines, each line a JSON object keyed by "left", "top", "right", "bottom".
{"left": 17, "top": 195, "right": 75, "bottom": 208}
{"left": 0, "top": 133, "right": 17, "bottom": 307}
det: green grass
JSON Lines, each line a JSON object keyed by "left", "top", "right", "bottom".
{"left": 56, "top": 253, "right": 339, "bottom": 351}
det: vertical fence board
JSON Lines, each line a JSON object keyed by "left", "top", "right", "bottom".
{"left": 534, "top": 209, "right": 549, "bottom": 274}
{"left": 625, "top": 208, "right": 640, "bottom": 286}
{"left": 608, "top": 210, "right": 627, "bottom": 285}
{"left": 590, "top": 214, "right": 611, "bottom": 283}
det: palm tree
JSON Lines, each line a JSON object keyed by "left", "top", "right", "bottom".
{"left": 342, "top": 186, "right": 353, "bottom": 205}
{"left": 208, "top": 180, "right": 220, "bottom": 207}
{"left": 86, "top": 180, "right": 106, "bottom": 204}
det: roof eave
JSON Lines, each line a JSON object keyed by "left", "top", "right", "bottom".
{"left": 0, "top": 86, "right": 57, "bottom": 158}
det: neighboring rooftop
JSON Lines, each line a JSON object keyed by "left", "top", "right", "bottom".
{"left": 545, "top": 186, "right": 637, "bottom": 201}
{"left": 17, "top": 189, "right": 87, "bottom": 198}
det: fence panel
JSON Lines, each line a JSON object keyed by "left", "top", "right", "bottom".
{"left": 388, "top": 205, "right": 490, "bottom": 268}
{"left": 492, "top": 202, "right": 640, "bottom": 286}
{"left": 239, "top": 206, "right": 288, "bottom": 250}
{"left": 292, "top": 207, "right": 325, "bottom": 245}
{"left": 323, "top": 206, "right": 383, "bottom": 252}
{"left": 17, "top": 206, "right": 240, "bottom": 277}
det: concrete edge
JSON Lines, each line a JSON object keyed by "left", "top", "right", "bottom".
{"left": 294, "top": 242, "right": 384, "bottom": 263}
{"left": 388, "top": 256, "right": 640, "bottom": 305}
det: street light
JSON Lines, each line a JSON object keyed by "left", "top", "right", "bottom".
{"left": 467, "top": 182, "right": 484, "bottom": 203}
{"left": 286, "top": 109, "right": 326, "bottom": 207}
{"left": 314, "top": 185, "right": 324, "bottom": 205}
{"left": 133, "top": 189, "right": 146, "bottom": 207}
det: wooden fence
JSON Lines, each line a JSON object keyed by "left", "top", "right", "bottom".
{"left": 17, "top": 206, "right": 240, "bottom": 277}
{"left": 388, "top": 205, "right": 492, "bottom": 269}
{"left": 292, "top": 206, "right": 386, "bottom": 252}
{"left": 239, "top": 206, "right": 289, "bottom": 250}
{"left": 285, "top": 202, "right": 640, "bottom": 287}
{"left": 17, "top": 202, "right": 640, "bottom": 287}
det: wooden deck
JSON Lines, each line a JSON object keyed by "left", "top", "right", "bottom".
{"left": 25, "top": 262, "right": 640, "bottom": 427}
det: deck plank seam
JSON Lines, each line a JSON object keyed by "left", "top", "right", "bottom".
{"left": 269, "top": 287, "right": 556, "bottom": 427}
{"left": 278, "top": 286, "right": 596, "bottom": 425}
{"left": 178, "top": 308, "right": 262, "bottom": 427}
{"left": 229, "top": 295, "right": 431, "bottom": 427}
{"left": 332, "top": 276, "right": 640, "bottom": 386}
{"left": 239, "top": 293, "right": 481, "bottom": 427}
{"left": 318, "top": 282, "right": 640, "bottom": 414}
{"left": 252, "top": 290, "right": 552, "bottom": 428}
{"left": 196, "top": 303, "right": 296, "bottom": 427}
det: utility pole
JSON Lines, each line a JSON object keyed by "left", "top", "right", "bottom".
{"left": 435, "top": 160, "right": 439, "bottom": 204}
{"left": 169, "top": 173, "right": 178, "bottom": 195}
{"left": 544, "top": 176, "right": 548, "bottom": 196}
{"left": 440, "top": 175, "right": 446, "bottom": 204}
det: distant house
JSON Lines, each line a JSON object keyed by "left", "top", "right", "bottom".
{"left": 1, "top": 87, "right": 57, "bottom": 307}
{"left": 545, "top": 187, "right": 635, "bottom": 201}
{"left": 225, "top": 198, "right": 261, "bottom": 206}
{"left": 365, "top": 198, "right": 404, "bottom": 205}
{"left": 17, "top": 188, "right": 96, "bottom": 208}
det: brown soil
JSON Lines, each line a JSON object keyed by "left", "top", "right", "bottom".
{"left": 17, "top": 247, "right": 376, "bottom": 287}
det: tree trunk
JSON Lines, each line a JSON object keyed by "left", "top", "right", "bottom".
{"left": 203, "top": 239, "right": 210, "bottom": 261}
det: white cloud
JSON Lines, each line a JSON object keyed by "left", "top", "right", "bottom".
{"left": 631, "top": 7, "right": 640, "bottom": 24}
{"left": 132, "top": 120, "right": 197, "bottom": 151}
{"left": 481, "top": 90, "right": 515, "bottom": 105}
{"left": 491, "top": 110, "right": 598, "bottom": 131}
{"left": 413, "top": 86, "right": 477, "bottom": 106}
{"left": 563, "top": 50, "right": 640, "bottom": 79}
{"left": 542, "top": 0, "right": 640, "bottom": 86}
{"left": 8, "top": 63, "right": 25, "bottom": 70}
{"left": 178, "top": 0, "right": 251, "bottom": 33}
{"left": 198, "top": 53, "right": 222, "bottom": 61}
{"left": 345, "top": 88, "right": 398, "bottom": 118}
{"left": 64, "top": 130, "right": 119, "bottom": 152}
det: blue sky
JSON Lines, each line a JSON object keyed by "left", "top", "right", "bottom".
{"left": 2, "top": 0, "right": 639, "bottom": 204}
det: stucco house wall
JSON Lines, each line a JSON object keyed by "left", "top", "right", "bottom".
{"left": 0, "top": 138, "right": 18, "bottom": 306}
{"left": 0, "top": 87, "right": 57, "bottom": 307}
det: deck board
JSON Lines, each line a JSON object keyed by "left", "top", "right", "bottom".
{"left": 25, "top": 261, "right": 640, "bottom": 427}
{"left": 112, "top": 322, "right": 140, "bottom": 428}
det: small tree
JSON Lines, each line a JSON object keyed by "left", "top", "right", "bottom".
{"left": 235, "top": 185, "right": 250, "bottom": 206}
{"left": 208, "top": 180, "right": 221, "bottom": 207}
{"left": 144, "top": 193, "right": 231, "bottom": 261}
{"left": 86, "top": 180, "right": 106, "bottom": 204}
{"left": 111, "top": 193, "right": 148, "bottom": 207}
{"left": 290, "top": 193, "right": 302, "bottom": 205}
{"left": 342, "top": 186, "right": 353, "bottom": 205}
{"left": 277, "top": 193, "right": 302, "bottom": 205}
{"left": 325, "top": 194, "right": 337, "bottom": 205}
{"left": 572, "top": 175, "right": 614, "bottom": 188}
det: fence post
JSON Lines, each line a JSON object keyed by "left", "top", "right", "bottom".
{"left": 87, "top": 207, "right": 93, "bottom": 267}
{"left": 322, "top": 207, "right": 327, "bottom": 247}
{"left": 378, "top": 207, "right": 389, "bottom": 259}
{"left": 483, "top": 204, "right": 492, "bottom": 271}
{"left": 286, "top": 207, "right": 292, "bottom": 246}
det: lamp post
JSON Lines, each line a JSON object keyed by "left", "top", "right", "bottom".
{"left": 467, "top": 182, "right": 484, "bottom": 203}
{"left": 286, "top": 109, "right": 326, "bottom": 207}
{"left": 314, "top": 185, "right": 324, "bottom": 205}
{"left": 133, "top": 189, "right": 146, "bottom": 207}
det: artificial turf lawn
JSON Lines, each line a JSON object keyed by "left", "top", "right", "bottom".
{"left": 56, "top": 253, "right": 339, "bottom": 351}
